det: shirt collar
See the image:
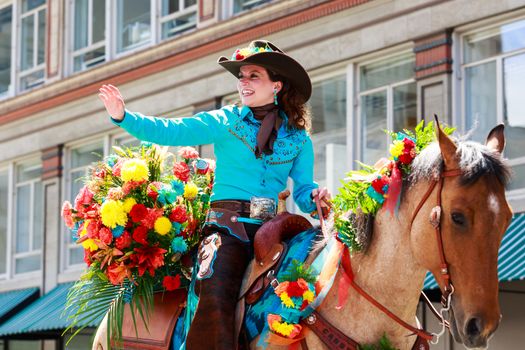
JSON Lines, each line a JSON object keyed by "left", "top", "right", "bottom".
{"left": 239, "top": 104, "right": 292, "bottom": 137}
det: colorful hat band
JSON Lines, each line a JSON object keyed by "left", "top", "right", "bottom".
{"left": 231, "top": 44, "right": 275, "bottom": 61}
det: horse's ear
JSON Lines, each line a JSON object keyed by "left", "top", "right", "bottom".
{"left": 486, "top": 124, "right": 505, "bottom": 154}
{"left": 434, "top": 115, "right": 458, "bottom": 170}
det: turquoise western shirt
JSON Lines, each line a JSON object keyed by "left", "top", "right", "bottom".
{"left": 111, "top": 104, "right": 318, "bottom": 213}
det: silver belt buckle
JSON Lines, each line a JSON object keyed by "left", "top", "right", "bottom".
{"left": 250, "top": 196, "right": 276, "bottom": 221}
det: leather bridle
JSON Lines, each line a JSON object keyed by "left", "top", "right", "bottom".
{"left": 410, "top": 168, "right": 462, "bottom": 308}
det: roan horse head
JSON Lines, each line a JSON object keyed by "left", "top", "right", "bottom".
{"left": 409, "top": 122, "right": 512, "bottom": 348}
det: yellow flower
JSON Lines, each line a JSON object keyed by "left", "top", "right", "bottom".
{"left": 100, "top": 200, "right": 128, "bottom": 229}
{"left": 80, "top": 220, "right": 98, "bottom": 252}
{"left": 184, "top": 183, "right": 198, "bottom": 200}
{"left": 279, "top": 292, "right": 295, "bottom": 308}
{"left": 123, "top": 197, "right": 137, "bottom": 213}
{"left": 271, "top": 321, "right": 295, "bottom": 337}
{"left": 389, "top": 140, "right": 404, "bottom": 158}
{"left": 239, "top": 48, "right": 252, "bottom": 58}
{"left": 121, "top": 158, "right": 149, "bottom": 182}
{"left": 303, "top": 290, "right": 315, "bottom": 303}
{"left": 154, "top": 216, "right": 172, "bottom": 236}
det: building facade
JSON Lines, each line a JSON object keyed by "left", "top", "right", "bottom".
{"left": 0, "top": 0, "right": 524, "bottom": 349}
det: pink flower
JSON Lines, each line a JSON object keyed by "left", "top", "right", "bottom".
{"left": 74, "top": 186, "right": 94, "bottom": 210}
{"left": 112, "top": 159, "right": 125, "bottom": 177}
{"left": 178, "top": 147, "right": 199, "bottom": 159}
{"left": 61, "top": 201, "right": 75, "bottom": 228}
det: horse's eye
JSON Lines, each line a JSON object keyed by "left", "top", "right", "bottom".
{"left": 451, "top": 212, "right": 466, "bottom": 226}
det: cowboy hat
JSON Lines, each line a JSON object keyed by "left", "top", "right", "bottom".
{"left": 218, "top": 40, "right": 312, "bottom": 102}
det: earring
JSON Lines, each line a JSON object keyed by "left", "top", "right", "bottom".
{"left": 273, "top": 87, "right": 278, "bottom": 106}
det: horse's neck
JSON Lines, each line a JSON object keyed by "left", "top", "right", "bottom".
{"left": 317, "top": 185, "right": 428, "bottom": 349}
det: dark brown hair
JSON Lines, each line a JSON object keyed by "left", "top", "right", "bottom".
{"left": 268, "top": 70, "right": 312, "bottom": 132}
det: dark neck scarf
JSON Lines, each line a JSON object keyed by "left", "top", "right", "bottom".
{"left": 251, "top": 103, "right": 282, "bottom": 159}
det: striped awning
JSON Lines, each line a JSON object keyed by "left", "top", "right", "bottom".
{"left": 0, "top": 288, "right": 39, "bottom": 324}
{"left": 0, "top": 282, "right": 100, "bottom": 336}
{"left": 424, "top": 212, "right": 525, "bottom": 289}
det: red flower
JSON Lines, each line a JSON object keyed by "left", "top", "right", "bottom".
{"left": 398, "top": 152, "right": 414, "bottom": 165}
{"left": 173, "top": 162, "right": 190, "bottom": 182}
{"left": 147, "top": 182, "right": 162, "bottom": 201}
{"left": 132, "top": 226, "right": 149, "bottom": 245}
{"left": 178, "top": 147, "right": 199, "bottom": 159}
{"left": 107, "top": 262, "right": 129, "bottom": 285}
{"left": 169, "top": 206, "right": 188, "bottom": 223}
{"left": 84, "top": 249, "right": 94, "bottom": 267}
{"left": 131, "top": 245, "right": 167, "bottom": 277}
{"left": 141, "top": 208, "right": 164, "bottom": 229}
{"left": 86, "top": 220, "right": 101, "bottom": 239}
{"left": 130, "top": 204, "right": 148, "bottom": 223}
{"left": 371, "top": 177, "right": 389, "bottom": 194}
{"left": 287, "top": 281, "right": 307, "bottom": 298}
{"left": 402, "top": 137, "right": 415, "bottom": 148}
{"left": 99, "top": 227, "right": 113, "bottom": 245}
{"left": 115, "top": 231, "right": 132, "bottom": 250}
{"left": 162, "top": 275, "right": 181, "bottom": 291}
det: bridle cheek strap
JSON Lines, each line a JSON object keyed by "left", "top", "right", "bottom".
{"left": 410, "top": 169, "right": 462, "bottom": 307}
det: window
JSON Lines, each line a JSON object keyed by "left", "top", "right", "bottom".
{"left": 160, "top": 0, "right": 197, "bottom": 40}
{"left": 64, "top": 142, "right": 103, "bottom": 268}
{"left": 19, "top": 0, "right": 46, "bottom": 91}
{"left": 72, "top": 0, "right": 106, "bottom": 72}
{"left": 116, "top": 0, "right": 151, "bottom": 53}
{"left": 0, "top": 168, "right": 8, "bottom": 277}
{"left": 0, "top": 6, "right": 12, "bottom": 97}
{"left": 463, "top": 18, "right": 525, "bottom": 191}
{"left": 234, "top": 0, "right": 272, "bottom": 13}
{"left": 358, "top": 52, "right": 416, "bottom": 165}
{"left": 310, "top": 75, "right": 347, "bottom": 192}
{"left": 13, "top": 159, "right": 43, "bottom": 275}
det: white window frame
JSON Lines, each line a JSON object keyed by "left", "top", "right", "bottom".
{"left": 459, "top": 16, "right": 525, "bottom": 200}
{"left": 0, "top": 3, "right": 15, "bottom": 100}
{"left": 158, "top": 0, "right": 198, "bottom": 41}
{"left": 355, "top": 50, "right": 416, "bottom": 166}
{"left": 0, "top": 164, "right": 13, "bottom": 281}
{"left": 17, "top": 0, "right": 47, "bottom": 93}
{"left": 66, "top": 0, "right": 107, "bottom": 74}
{"left": 11, "top": 156, "right": 43, "bottom": 278}
{"left": 221, "top": 0, "right": 273, "bottom": 19}
{"left": 112, "top": 0, "right": 156, "bottom": 59}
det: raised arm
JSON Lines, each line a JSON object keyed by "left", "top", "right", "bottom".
{"left": 99, "top": 84, "right": 226, "bottom": 146}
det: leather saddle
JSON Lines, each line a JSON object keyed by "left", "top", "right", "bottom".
{"left": 239, "top": 190, "right": 313, "bottom": 305}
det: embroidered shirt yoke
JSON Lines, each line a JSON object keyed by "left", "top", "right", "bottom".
{"left": 111, "top": 104, "right": 318, "bottom": 213}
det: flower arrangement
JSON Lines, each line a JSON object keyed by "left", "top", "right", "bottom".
{"left": 61, "top": 143, "right": 214, "bottom": 343}
{"left": 332, "top": 120, "right": 454, "bottom": 251}
{"left": 231, "top": 43, "right": 274, "bottom": 61}
{"left": 267, "top": 260, "right": 317, "bottom": 340}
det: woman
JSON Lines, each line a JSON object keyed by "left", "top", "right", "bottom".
{"left": 99, "top": 40, "right": 331, "bottom": 349}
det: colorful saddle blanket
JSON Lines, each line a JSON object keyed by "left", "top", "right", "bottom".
{"left": 244, "top": 228, "right": 319, "bottom": 345}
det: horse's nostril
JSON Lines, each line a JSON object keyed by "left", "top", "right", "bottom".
{"left": 466, "top": 317, "right": 483, "bottom": 338}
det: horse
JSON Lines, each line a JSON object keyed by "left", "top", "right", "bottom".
{"left": 248, "top": 122, "right": 511, "bottom": 350}
{"left": 92, "top": 122, "right": 512, "bottom": 350}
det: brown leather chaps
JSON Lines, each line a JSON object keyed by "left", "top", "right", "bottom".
{"left": 185, "top": 223, "right": 259, "bottom": 350}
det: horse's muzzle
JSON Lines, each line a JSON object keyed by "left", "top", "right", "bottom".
{"left": 450, "top": 307, "right": 498, "bottom": 349}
